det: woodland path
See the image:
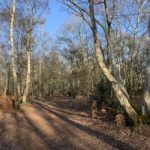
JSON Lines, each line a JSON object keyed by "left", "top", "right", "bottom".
{"left": 0, "top": 96, "right": 149, "bottom": 150}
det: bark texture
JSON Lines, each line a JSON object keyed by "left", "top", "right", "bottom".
{"left": 22, "top": 0, "right": 31, "bottom": 103}
{"left": 143, "top": 44, "right": 150, "bottom": 117}
{"left": 10, "top": 0, "right": 19, "bottom": 104}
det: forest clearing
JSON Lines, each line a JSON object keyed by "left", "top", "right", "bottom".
{"left": 0, "top": 0, "right": 150, "bottom": 149}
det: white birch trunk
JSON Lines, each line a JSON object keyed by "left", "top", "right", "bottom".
{"left": 22, "top": 0, "right": 31, "bottom": 103}
{"left": 143, "top": 46, "right": 150, "bottom": 117}
{"left": 89, "top": 0, "right": 137, "bottom": 120}
{"left": 10, "top": 0, "right": 19, "bottom": 103}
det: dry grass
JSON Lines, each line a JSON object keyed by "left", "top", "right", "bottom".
{"left": 0, "top": 96, "right": 13, "bottom": 111}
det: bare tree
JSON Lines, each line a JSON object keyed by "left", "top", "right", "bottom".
{"left": 143, "top": 18, "right": 150, "bottom": 117}
{"left": 10, "top": 0, "right": 19, "bottom": 106}
{"left": 22, "top": 0, "right": 49, "bottom": 103}
{"left": 22, "top": 0, "right": 31, "bottom": 103}
{"left": 60, "top": 0, "right": 138, "bottom": 120}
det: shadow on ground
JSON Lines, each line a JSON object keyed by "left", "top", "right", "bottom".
{"left": 0, "top": 96, "right": 148, "bottom": 150}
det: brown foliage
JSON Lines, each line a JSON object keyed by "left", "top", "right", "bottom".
{"left": 115, "top": 113, "right": 125, "bottom": 128}
{"left": 0, "top": 95, "right": 22, "bottom": 110}
{"left": 0, "top": 96, "right": 13, "bottom": 111}
{"left": 100, "top": 106, "right": 118, "bottom": 121}
{"left": 74, "top": 95, "right": 91, "bottom": 109}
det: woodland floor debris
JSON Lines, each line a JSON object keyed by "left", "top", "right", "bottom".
{"left": 0, "top": 96, "right": 150, "bottom": 150}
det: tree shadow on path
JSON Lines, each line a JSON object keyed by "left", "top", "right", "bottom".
{"left": 34, "top": 101, "right": 136, "bottom": 150}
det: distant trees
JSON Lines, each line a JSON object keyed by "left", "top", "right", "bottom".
{"left": 57, "top": 22, "right": 101, "bottom": 97}
{"left": 0, "top": 0, "right": 49, "bottom": 102}
{"left": 0, "top": 0, "right": 149, "bottom": 121}
{"left": 58, "top": 0, "right": 150, "bottom": 120}
{"left": 25, "top": 21, "right": 101, "bottom": 98}
{"left": 0, "top": 45, "right": 10, "bottom": 96}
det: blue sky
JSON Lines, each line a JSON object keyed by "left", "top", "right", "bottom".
{"left": 44, "top": 1, "right": 70, "bottom": 36}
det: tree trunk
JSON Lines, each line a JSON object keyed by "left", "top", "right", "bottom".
{"left": 22, "top": 0, "right": 31, "bottom": 104}
{"left": 3, "top": 71, "right": 8, "bottom": 96}
{"left": 88, "top": 0, "right": 137, "bottom": 121}
{"left": 143, "top": 19, "right": 150, "bottom": 117}
{"left": 143, "top": 58, "right": 150, "bottom": 117}
{"left": 39, "top": 57, "right": 42, "bottom": 98}
{"left": 10, "top": 0, "right": 19, "bottom": 106}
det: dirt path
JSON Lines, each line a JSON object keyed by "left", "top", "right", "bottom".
{"left": 0, "top": 96, "right": 150, "bottom": 150}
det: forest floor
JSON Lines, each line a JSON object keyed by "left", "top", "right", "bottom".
{"left": 0, "top": 96, "right": 150, "bottom": 150}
